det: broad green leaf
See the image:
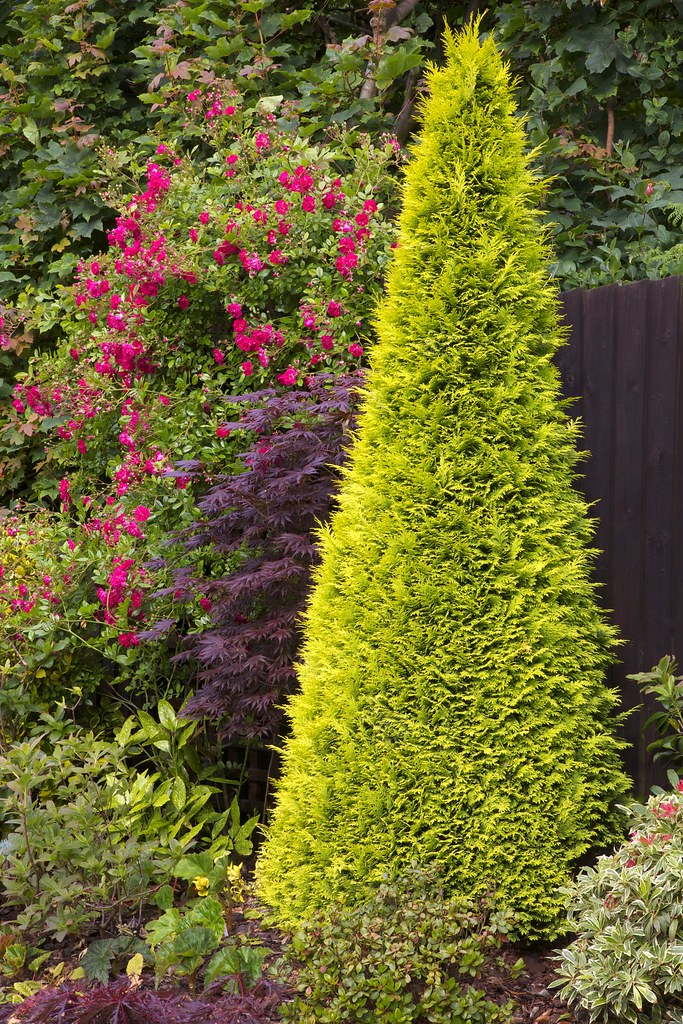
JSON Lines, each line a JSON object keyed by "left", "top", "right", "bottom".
{"left": 174, "top": 852, "right": 213, "bottom": 880}
{"left": 154, "top": 885, "right": 175, "bottom": 910}
{"left": 173, "top": 924, "right": 220, "bottom": 959}
{"left": 22, "top": 119, "right": 40, "bottom": 146}
{"left": 145, "top": 909, "right": 182, "bottom": 949}
{"left": 187, "top": 896, "right": 225, "bottom": 942}
{"left": 171, "top": 776, "right": 187, "bottom": 810}
{"left": 137, "top": 710, "right": 163, "bottom": 741}
{"left": 203, "top": 945, "right": 243, "bottom": 988}
{"left": 257, "top": 95, "right": 283, "bottom": 114}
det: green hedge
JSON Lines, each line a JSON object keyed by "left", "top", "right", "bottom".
{"left": 257, "top": 21, "right": 630, "bottom": 939}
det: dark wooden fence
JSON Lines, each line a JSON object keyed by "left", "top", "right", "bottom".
{"left": 557, "top": 275, "right": 683, "bottom": 796}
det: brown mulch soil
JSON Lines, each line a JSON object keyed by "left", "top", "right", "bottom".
{"left": 488, "top": 944, "right": 578, "bottom": 1024}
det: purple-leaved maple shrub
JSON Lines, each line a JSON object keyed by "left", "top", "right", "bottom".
{"left": 147, "top": 372, "right": 363, "bottom": 742}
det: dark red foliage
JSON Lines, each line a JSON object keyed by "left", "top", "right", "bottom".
{"left": 4, "top": 980, "right": 286, "bottom": 1024}
{"left": 152, "top": 372, "right": 363, "bottom": 742}
{"left": 4, "top": 981, "right": 207, "bottom": 1024}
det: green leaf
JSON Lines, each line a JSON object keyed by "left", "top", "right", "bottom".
{"left": 280, "top": 9, "right": 313, "bottom": 31}
{"left": 257, "top": 95, "right": 283, "bottom": 114}
{"left": 375, "top": 42, "right": 424, "bottom": 92}
{"left": 565, "top": 76, "right": 586, "bottom": 97}
{"left": 204, "top": 945, "right": 244, "bottom": 988}
{"left": 22, "top": 119, "right": 40, "bottom": 146}
{"left": 174, "top": 852, "right": 213, "bottom": 880}
{"left": 145, "top": 909, "right": 182, "bottom": 950}
{"left": 137, "top": 710, "right": 163, "bottom": 741}
{"left": 157, "top": 700, "right": 177, "bottom": 731}
{"left": 173, "top": 925, "right": 220, "bottom": 960}
{"left": 204, "top": 944, "right": 271, "bottom": 989}
{"left": 154, "top": 885, "right": 175, "bottom": 910}
{"left": 114, "top": 716, "right": 136, "bottom": 747}
{"left": 81, "top": 939, "right": 118, "bottom": 983}
{"left": 171, "top": 776, "right": 187, "bottom": 810}
{"left": 585, "top": 41, "right": 619, "bottom": 75}
{"left": 187, "top": 896, "right": 225, "bottom": 942}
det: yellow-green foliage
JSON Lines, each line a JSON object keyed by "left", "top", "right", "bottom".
{"left": 257, "top": 22, "right": 630, "bottom": 939}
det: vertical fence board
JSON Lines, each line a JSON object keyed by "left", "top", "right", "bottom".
{"left": 558, "top": 276, "right": 683, "bottom": 796}
{"left": 671, "top": 284, "right": 683, "bottom": 701}
{"left": 577, "top": 284, "right": 617, "bottom": 595}
{"left": 612, "top": 283, "right": 649, "bottom": 787}
{"left": 641, "top": 278, "right": 680, "bottom": 660}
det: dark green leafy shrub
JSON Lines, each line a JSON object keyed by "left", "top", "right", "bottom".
{"left": 257, "top": 21, "right": 630, "bottom": 938}
{"left": 275, "top": 866, "right": 517, "bottom": 1024}
{"left": 553, "top": 782, "right": 683, "bottom": 1024}
{"left": 493, "top": 0, "right": 683, "bottom": 288}
{"left": 629, "top": 656, "right": 683, "bottom": 772}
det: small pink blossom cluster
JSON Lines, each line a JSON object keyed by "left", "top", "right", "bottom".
{"left": 623, "top": 787, "right": 683, "bottom": 867}
{"left": 0, "top": 519, "right": 70, "bottom": 617}
{"left": 96, "top": 555, "right": 148, "bottom": 633}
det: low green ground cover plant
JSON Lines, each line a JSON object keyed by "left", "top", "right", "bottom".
{"left": 275, "top": 865, "right": 519, "bottom": 1024}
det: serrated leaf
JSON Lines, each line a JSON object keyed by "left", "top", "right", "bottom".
{"left": 280, "top": 9, "right": 312, "bottom": 30}
{"left": 22, "top": 119, "right": 40, "bottom": 146}
{"left": 203, "top": 945, "right": 243, "bottom": 988}
{"left": 173, "top": 925, "right": 220, "bottom": 960}
{"left": 154, "top": 884, "right": 175, "bottom": 910}
{"left": 145, "top": 909, "right": 182, "bottom": 950}
{"left": 375, "top": 46, "right": 424, "bottom": 92}
{"left": 204, "top": 944, "right": 271, "bottom": 990}
{"left": 187, "top": 897, "right": 225, "bottom": 943}
{"left": 81, "top": 939, "right": 120, "bottom": 983}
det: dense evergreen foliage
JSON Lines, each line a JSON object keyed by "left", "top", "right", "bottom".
{"left": 257, "top": 22, "right": 630, "bottom": 939}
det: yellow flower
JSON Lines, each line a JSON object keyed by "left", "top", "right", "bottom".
{"left": 192, "top": 875, "right": 210, "bottom": 897}
{"left": 224, "top": 862, "right": 244, "bottom": 902}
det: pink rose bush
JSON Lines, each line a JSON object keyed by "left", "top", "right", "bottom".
{"left": 0, "top": 81, "right": 400, "bottom": 716}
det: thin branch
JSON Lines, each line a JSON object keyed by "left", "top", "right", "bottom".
{"left": 394, "top": 69, "right": 423, "bottom": 145}
{"left": 606, "top": 100, "right": 615, "bottom": 158}
{"left": 360, "top": 0, "right": 422, "bottom": 103}
{"left": 385, "top": 0, "right": 422, "bottom": 31}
